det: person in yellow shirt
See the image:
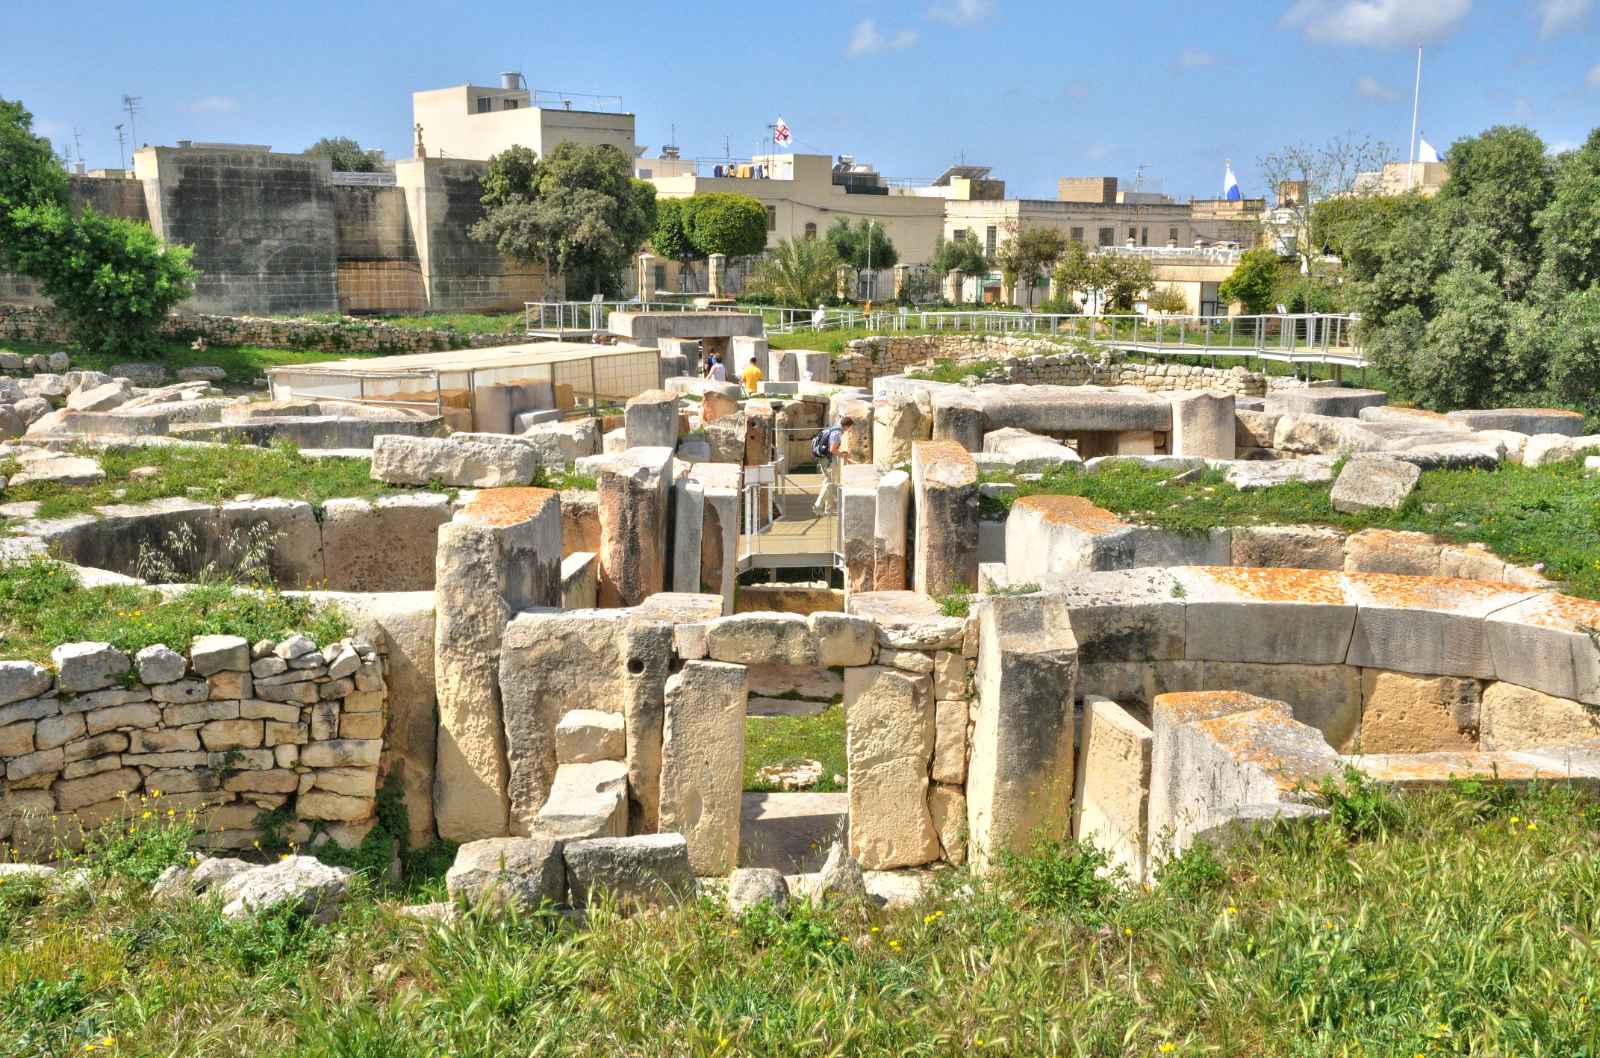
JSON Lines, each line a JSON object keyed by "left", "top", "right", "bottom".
{"left": 741, "top": 358, "right": 763, "bottom": 395}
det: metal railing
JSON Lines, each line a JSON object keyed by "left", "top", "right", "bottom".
{"left": 737, "top": 427, "right": 844, "bottom": 572}
{"left": 523, "top": 299, "right": 744, "bottom": 334}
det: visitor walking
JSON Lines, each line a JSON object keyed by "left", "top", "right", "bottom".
{"left": 741, "top": 356, "right": 763, "bottom": 395}
{"left": 811, "top": 415, "right": 854, "bottom": 516}
{"left": 704, "top": 353, "right": 726, "bottom": 383}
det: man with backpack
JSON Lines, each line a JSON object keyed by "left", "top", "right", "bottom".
{"left": 811, "top": 415, "right": 854, "bottom": 516}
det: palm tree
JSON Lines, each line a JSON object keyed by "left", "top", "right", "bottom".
{"left": 747, "top": 237, "right": 843, "bottom": 307}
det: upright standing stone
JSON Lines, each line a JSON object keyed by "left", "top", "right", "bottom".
{"left": 874, "top": 469, "right": 911, "bottom": 591}
{"left": 911, "top": 441, "right": 979, "bottom": 596}
{"left": 874, "top": 390, "right": 932, "bottom": 469}
{"left": 1168, "top": 391, "right": 1236, "bottom": 459}
{"left": 1072, "top": 695, "right": 1153, "bottom": 883}
{"left": 434, "top": 488, "right": 562, "bottom": 843}
{"left": 597, "top": 446, "right": 674, "bottom": 607}
{"left": 967, "top": 593, "right": 1078, "bottom": 872}
{"left": 624, "top": 390, "right": 680, "bottom": 449}
{"left": 744, "top": 401, "right": 775, "bottom": 466}
{"left": 840, "top": 465, "right": 879, "bottom": 595}
{"left": 658, "top": 661, "right": 748, "bottom": 875}
{"left": 844, "top": 665, "right": 940, "bottom": 870}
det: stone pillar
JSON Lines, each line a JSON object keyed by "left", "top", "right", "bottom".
{"left": 708, "top": 253, "right": 727, "bottom": 298}
{"left": 672, "top": 476, "right": 705, "bottom": 598}
{"left": 873, "top": 469, "right": 911, "bottom": 591}
{"left": 700, "top": 386, "right": 741, "bottom": 424}
{"left": 743, "top": 400, "right": 774, "bottom": 466}
{"left": 931, "top": 393, "right": 986, "bottom": 452}
{"left": 911, "top": 441, "right": 979, "bottom": 596}
{"left": 841, "top": 465, "right": 879, "bottom": 595}
{"left": 597, "top": 446, "right": 675, "bottom": 607}
{"left": 658, "top": 660, "right": 748, "bottom": 875}
{"left": 1168, "top": 391, "right": 1236, "bottom": 459}
{"left": 636, "top": 253, "right": 656, "bottom": 299}
{"left": 893, "top": 264, "right": 910, "bottom": 300}
{"left": 1072, "top": 695, "right": 1153, "bottom": 883}
{"left": 943, "top": 270, "right": 964, "bottom": 303}
{"left": 844, "top": 665, "right": 940, "bottom": 869}
{"left": 682, "top": 462, "right": 740, "bottom": 613}
{"left": 873, "top": 390, "right": 932, "bottom": 469}
{"left": 434, "top": 488, "right": 563, "bottom": 843}
{"left": 967, "top": 592, "right": 1079, "bottom": 872}
{"left": 624, "top": 389, "right": 680, "bottom": 449}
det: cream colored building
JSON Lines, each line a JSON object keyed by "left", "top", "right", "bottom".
{"left": 411, "top": 75, "right": 636, "bottom": 162}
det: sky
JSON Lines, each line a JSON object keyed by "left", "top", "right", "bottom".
{"left": 5, "top": 0, "right": 1598, "bottom": 201}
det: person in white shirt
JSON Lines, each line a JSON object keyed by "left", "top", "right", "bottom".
{"left": 705, "top": 354, "right": 727, "bottom": 382}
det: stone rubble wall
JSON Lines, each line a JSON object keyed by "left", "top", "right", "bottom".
{"left": 836, "top": 334, "right": 1266, "bottom": 396}
{"left": 0, "top": 304, "right": 515, "bottom": 357}
{"left": 0, "top": 635, "right": 390, "bottom": 855}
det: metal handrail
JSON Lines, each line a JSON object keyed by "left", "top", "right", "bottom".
{"left": 522, "top": 299, "right": 746, "bottom": 334}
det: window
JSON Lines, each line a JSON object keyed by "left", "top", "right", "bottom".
{"left": 637, "top": 168, "right": 652, "bottom": 179}
{"left": 804, "top": 222, "right": 817, "bottom": 240}
{"left": 476, "top": 96, "right": 492, "bottom": 114}
{"left": 985, "top": 226, "right": 997, "bottom": 256}
{"left": 1128, "top": 227, "right": 1138, "bottom": 243}
{"left": 1070, "top": 226, "right": 1084, "bottom": 243}
{"left": 766, "top": 206, "right": 777, "bottom": 231}
{"left": 1098, "top": 227, "right": 1115, "bottom": 246}
{"left": 1141, "top": 227, "right": 1149, "bottom": 247}
{"left": 1169, "top": 227, "right": 1179, "bottom": 244}
{"left": 503, "top": 99, "right": 518, "bottom": 110}
{"left": 653, "top": 265, "right": 665, "bottom": 292}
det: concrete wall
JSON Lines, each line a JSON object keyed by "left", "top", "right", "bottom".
{"left": 333, "top": 185, "right": 426, "bottom": 314}
{"left": 134, "top": 146, "right": 340, "bottom": 315}
{"left": 412, "top": 85, "right": 635, "bottom": 162}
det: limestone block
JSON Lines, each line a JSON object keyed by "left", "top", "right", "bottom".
{"left": 434, "top": 488, "right": 563, "bottom": 843}
{"left": 1168, "top": 391, "right": 1235, "bottom": 459}
{"left": 563, "top": 833, "right": 696, "bottom": 910}
{"left": 1358, "top": 669, "right": 1480, "bottom": 753}
{"left": 152, "top": 678, "right": 209, "bottom": 704}
{"left": 704, "top": 612, "right": 816, "bottom": 666}
{"left": 880, "top": 648, "right": 934, "bottom": 674}
{"left": 1072, "top": 696, "right": 1153, "bottom": 882}
{"left": 1346, "top": 750, "right": 1600, "bottom": 791}
{"left": 1264, "top": 387, "right": 1388, "bottom": 418}
{"left": 1044, "top": 567, "right": 1186, "bottom": 665}
{"left": 1234, "top": 410, "right": 1280, "bottom": 449}
{"left": 873, "top": 390, "right": 932, "bottom": 469}
{"left": 190, "top": 635, "right": 249, "bottom": 676}
{"left": 1342, "top": 528, "right": 1441, "bottom": 577}
{"left": 52, "top": 642, "right": 130, "bottom": 693}
{"left": 841, "top": 468, "right": 878, "bottom": 594}
{"left": 534, "top": 760, "right": 629, "bottom": 840}
{"left": 932, "top": 698, "right": 968, "bottom": 784}
{"left": 658, "top": 661, "right": 748, "bottom": 875}
{"left": 727, "top": 867, "right": 789, "bottom": 913}
{"left": 200, "top": 719, "right": 263, "bottom": 750}
{"left": 134, "top": 645, "right": 187, "bottom": 685}
{"left": 625, "top": 389, "right": 680, "bottom": 449}
{"left": 911, "top": 440, "right": 979, "bottom": 596}
{"left": 1485, "top": 592, "right": 1600, "bottom": 705}
{"left": 1345, "top": 572, "right": 1536, "bottom": 679}
{"left": 1223, "top": 457, "right": 1337, "bottom": 491}
{"left": 927, "top": 783, "right": 968, "bottom": 865}
{"left": 321, "top": 494, "right": 450, "bottom": 592}
{"left": 1231, "top": 525, "right": 1345, "bottom": 570}
{"left": 55, "top": 766, "right": 142, "bottom": 811}
{"left": 847, "top": 591, "right": 965, "bottom": 650}
{"left": 83, "top": 702, "right": 159, "bottom": 736}
{"left": 0, "top": 661, "right": 52, "bottom": 707}
{"left": 555, "top": 709, "right": 626, "bottom": 764}
{"left": 33, "top": 712, "right": 83, "bottom": 751}
{"left": 873, "top": 469, "right": 911, "bottom": 591}
{"left": 966, "top": 593, "right": 1078, "bottom": 872}
{"left": 1198, "top": 661, "right": 1362, "bottom": 751}
{"left": 219, "top": 856, "right": 352, "bottom": 923}
{"left": 371, "top": 435, "right": 535, "bottom": 488}
{"left": 521, "top": 418, "right": 600, "bottom": 466}
{"left": 808, "top": 612, "right": 875, "bottom": 667}
{"left": 1480, "top": 680, "right": 1600, "bottom": 750}
{"left": 844, "top": 666, "right": 939, "bottom": 870}
{"left": 1330, "top": 456, "right": 1421, "bottom": 514}
{"left": 1175, "top": 566, "right": 1356, "bottom": 666}
{"left": 1446, "top": 408, "right": 1585, "bottom": 437}
{"left": 561, "top": 490, "right": 601, "bottom": 558}
{"left": 1006, "top": 495, "right": 1133, "bottom": 579}
{"left": 597, "top": 446, "right": 674, "bottom": 608}
{"left": 446, "top": 836, "right": 566, "bottom": 910}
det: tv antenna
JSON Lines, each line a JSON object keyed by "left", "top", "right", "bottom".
{"left": 114, "top": 123, "right": 127, "bottom": 170}
{"left": 121, "top": 94, "right": 142, "bottom": 147}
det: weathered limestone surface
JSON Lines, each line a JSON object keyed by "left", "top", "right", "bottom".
{"left": 1072, "top": 695, "right": 1152, "bottom": 882}
{"left": 873, "top": 469, "right": 911, "bottom": 591}
{"left": 1358, "top": 669, "right": 1480, "bottom": 754}
{"left": 1231, "top": 525, "right": 1345, "bottom": 570}
{"left": 371, "top": 435, "right": 534, "bottom": 488}
{"left": 624, "top": 389, "right": 681, "bottom": 449}
{"left": 1168, "top": 391, "right": 1235, "bottom": 459}
{"left": 966, "top": 593, "right": 1078, "bottom": 871}
{"left": 445, "top": 836, "right": 565, "bottom": 911}
{"left": 1480, "top": 680, "right": 1600, "bottom": 750}
{"left": 1345, "top": 573, "right": 1536, "bottom": 679}
{"left": 433, "top": 488, "right": 562, "bottom": 844}
{"left": 555, "top": 709, "right": 625, "bottom": 764}
{"left": 911, "top": 441, "right": 978, "bottom": 596}
{"left": 563, "top": 833, "right": 696, "bottom": 909}
{"left": 597, "top": 447, "right": 674, "bottom": 608}
{"left": 1174, "top": 567, "right": 1356, "bottom": 666}
{"left": 840, "top": 465, "right": 878, "bottom": 594}
{"left": 1329, "top": 456, "right": 1420, "bottom": 514}
{"left": 658, "top": 661, "right": 748, "bottom": 875}
{"left": 844, "top": 665, "right": 939, "bottom": 870}
{"left": 320, "top": 493, "right": 451, "bottom": 592}
{"left": 1485, "top": 593, "right": 1600, "bottom": 705}
{"left": 873, "top": 390, "right": 932, "bottom": 469}
{"left": 705, "top": 613, "right": 816, "bottom": 666}
{"left": 535, "top": 760, "right": 628, "bottom": 840}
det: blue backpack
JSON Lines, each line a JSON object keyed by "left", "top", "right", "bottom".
{"left": 811, "top": 426, "right": 841, "bottom": 461}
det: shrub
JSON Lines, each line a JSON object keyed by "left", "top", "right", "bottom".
{"left": 1319, "top": 765, "right": 1402, "bottom": 840}
{"left": 996, "top": 837, "right": 1123, "bottom": 918}
{"left": 72, "top": 790, "right": 199, "bottom": 883}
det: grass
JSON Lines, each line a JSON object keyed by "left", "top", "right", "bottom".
{"left": 370, "top": 311, "right": 525, "bottom": 335}
{"left": 0, "top": 442, "right": 442, "bottom": 521}
{"left": 7, "top": 778, "right": 1600, "bottom": 1055}
{"left": 743, "top": 703, "right": 846, "bottom": 793}
{"left": 989, "top": 457, "right": 1600, "bottom": 599}
{"left": 0, "top": 557, "right": 349, "bottom": 664}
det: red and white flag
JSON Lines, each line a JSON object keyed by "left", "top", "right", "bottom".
{"left": 773, "top": 117, "right": 792, "bottom": 146}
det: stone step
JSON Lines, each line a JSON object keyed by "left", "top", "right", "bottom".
{"left": 533, "top": 760, "right": 628, "bottom": 841}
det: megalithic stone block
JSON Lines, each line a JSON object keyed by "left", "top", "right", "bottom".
{"left": 844, "top": 665, "right": 940, "bottom": 870}
{"left": 658, "top": 660, "right": 748, "bottom": 875}
{"left": 597, "top": 446, "right": 675, "bottom": 607}
{"left": 624, "top": 389, "right": 680, "bottom": 449}
{"left": 434, "top": 487, "right": 562, "bottom": 844}
{"left": 966, "top": 592, "right": 1078, "bottom": 872}
{"left": 873, "top": 469, "right": 911, "bottom": 591}
{"left": 911, "top": 441, "right": 979, "bottom": 597}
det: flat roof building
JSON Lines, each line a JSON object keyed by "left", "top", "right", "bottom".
{"left": 411, "top": 74, "right": 636, "bottom": 162}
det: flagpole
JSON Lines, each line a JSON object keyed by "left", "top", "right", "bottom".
{"left": 1408, "top": 46, "right": 1422, "bottom": 191}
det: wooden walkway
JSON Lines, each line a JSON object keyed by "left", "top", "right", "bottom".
{"left": 738, "top": 473, "right": 840, "bottom": 571}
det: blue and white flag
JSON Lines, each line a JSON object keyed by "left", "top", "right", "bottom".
{"left": 1223, "top": 162, "right": 1242, "bottom": 202}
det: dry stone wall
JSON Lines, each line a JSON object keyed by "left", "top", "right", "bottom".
{"left": 837, "top": 334, "right": 1265, "bottom": 396}
{"left": 0, "top": 635, "right": 389, "bottom": 855}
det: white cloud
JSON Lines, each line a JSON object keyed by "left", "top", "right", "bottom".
{"left": 187, "top": 96, "right": 240, "bottom": 114}
{"left": 1086, "top": 143, "right": 1114, "bottom": 162}
{"left": 1172, "top": 48, "right": 1217, "bottom": 70}
{"left": 929, "top": 0, "right": 994, "bottom": 25}
{"left": 1355, "top": 74, "right": 1398, "bottom": 99}
{"left": 1536, "top": 0, "right": 1591, "bottom": 36}
{"left": 846, "top": 19, "right": 918, "bottom": 57}
{"left": 1280, "top": 0, "right": 1471, "bottom": 46}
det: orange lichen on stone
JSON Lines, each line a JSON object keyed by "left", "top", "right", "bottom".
{"left": 1343, "top": 571, "right": 1536, "bottom": 611}
{"left": 1153, "top": 689, "right": 1290, "bottom": 725}
{"left": 1192, "top": 565, "right": 1347, "bottom": 605}
{"left": 1194, "top": 708, "right": 1336, "bottom": 790}
{"left": 457, "top": 487, "right": 558, "bottom": 527}
{"left": 1014, "top": 494, "right": 1128, "bottom": 535}
{"left": 911, "top": 440, "right": 977, "bottom": 487}
{"left": 1516, "top": 592, "right": 1600, "bottom": 632}
{"left": 1348, "top": 752, "right": 1562, "bottom": 784}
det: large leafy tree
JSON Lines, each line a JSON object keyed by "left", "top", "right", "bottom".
{"left": 1, "top": 97, "right": 194, "bottom": 357}
{"left": 303, "top": 137, "right": 379, "bottom": 173}
{"left": 994, "top": 223, "right": 1067, "bottom": 308}
{"left": 825, "top": 217, "right": 897, "bottom": 298}
{"left": 930, "top": 231, "right": 990, "bottom": 304}
{"left": 682, "top": 193, "right": 767, "bottom": 258}
{"left": 747, "top": 236, "right": 841, "bottom": 307}
{"left": 1218, "top": 248, "right": 1282, "bottom": 314}
{"left": 471, "top": 141, "right": 656, "bottom": 298}
{"left": 1083, "top": 253, "right": 1154, "bottom": 312}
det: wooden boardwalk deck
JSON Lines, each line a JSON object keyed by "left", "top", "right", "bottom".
{"left": 738, "top": 473, "right": 839, "bottom": 570}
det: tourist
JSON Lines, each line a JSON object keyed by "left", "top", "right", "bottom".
{"left": 705, "top": 353, "right": 727, "bottom": 383}
{"left": 810, "top": 415, "right": 854, "bottom": 516}
{"left": 741, "top": 356, "right": 763, "bottom": 395}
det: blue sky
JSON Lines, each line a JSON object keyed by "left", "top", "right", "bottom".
{"left": 5, "top": 0, "right": 1598, "bottom": 201}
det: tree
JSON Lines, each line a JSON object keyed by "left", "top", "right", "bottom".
{"left": 1145, "top": 285, "right": 1190, "bottom": 315}
{"left": 825, "top": 217, "right": 897, "bottom": 297}
{"left": 1218, "top": 248, "right": 1282, "bottom": 314}
{"left": 1534, "top": 128, "right": 1600, "bottom": 295}
{"left": 993, "top": 223, "right": 1068, "bottom": 308}
{"left": 930, "top": 231, "right": 989, "bottom": 304}
{"left": 683, "top": 193, "right": 767, "bottom": 258}
{"left": 1, "top": 97, "right": 194, "bottom": 357}
{"left": 471, "top": 141, "right": 656, "bottom": 298}
{"left": 747, "top": 236, "right": 842, "bottom": 307}
{"left": 1083, "top": 253, "right": 1154, "bottom": 312}
{"left": 303, "top": 137, "right": 379, "bottom": 173}
{"left": 1050, "top": 239, "right": 1092, "bottom": 308}
{"left": 1258, "top": 132, "right": 1390, "bottom": 272}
